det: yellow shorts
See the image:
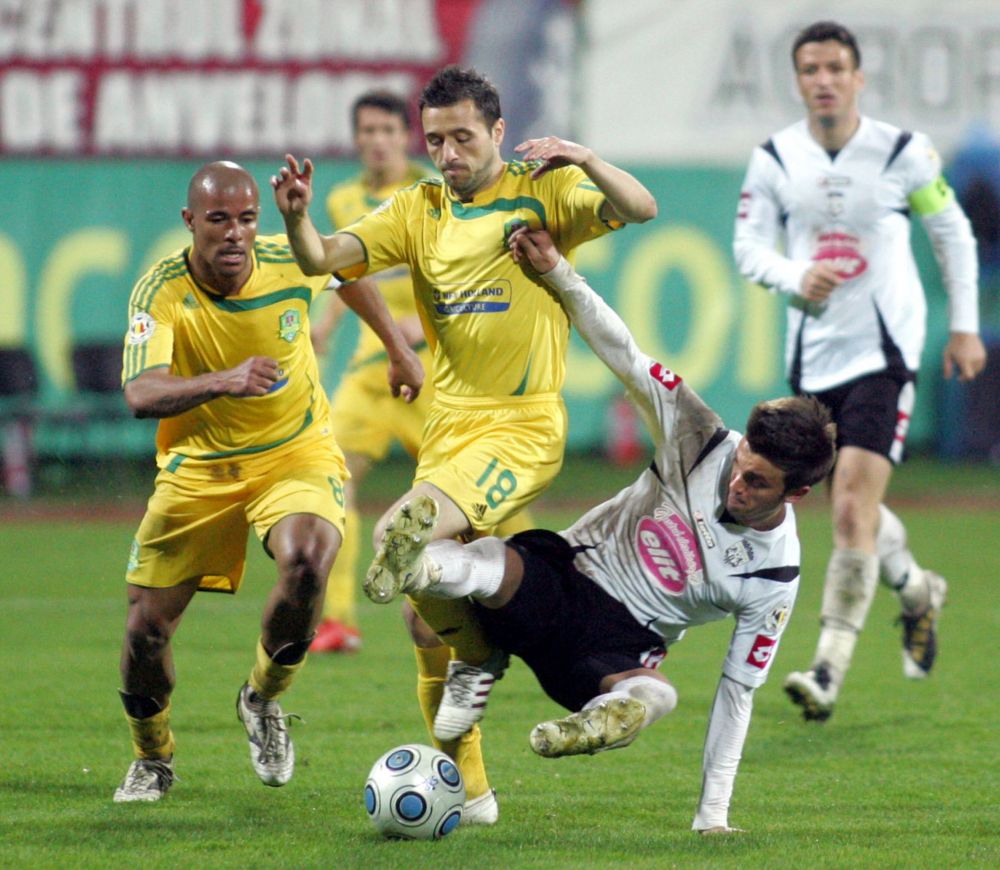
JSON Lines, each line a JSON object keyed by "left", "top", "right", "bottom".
{"left": 329, "top": 356, "right": 433, "bottom": 460}
{"left": 414, "top": 394, "right": 567, "bottom": 533}
{"left": 126, "top": 437, "right": 347, "bottom": 594}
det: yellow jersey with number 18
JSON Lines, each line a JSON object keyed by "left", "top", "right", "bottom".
{"left": 338, "top": 161, "right": 620, "bottom": 402}
{"left": 122, "top": 235, "right": 332, "bottom": 471}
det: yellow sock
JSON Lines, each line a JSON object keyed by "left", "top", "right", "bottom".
{"left": 414, "top": 644, "right": 490, "bottom": 800}
{"left": 249, "top": 637, "right": 305, "bottom": 700}
{"left": 125, "top": 702, "right": 175, "bottom": 760}
{"left": 408, "top": 595, "right": 493, "bottom": 666}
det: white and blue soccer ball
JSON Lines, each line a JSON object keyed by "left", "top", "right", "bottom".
{"left": 364, "top": 744, "right": 465, "bottom": 840}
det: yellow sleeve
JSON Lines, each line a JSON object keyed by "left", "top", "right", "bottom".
{"left": 334, "top": 188, "right": 413, "bottom": 280}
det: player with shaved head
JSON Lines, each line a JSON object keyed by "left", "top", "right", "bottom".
{"left": 112, "top": 160, "right": 422, "bottom": 803}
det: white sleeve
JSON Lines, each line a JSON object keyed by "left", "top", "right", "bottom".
{"left": 733, "top": 148, "right": 811, "bottom": 297}
{"left": 691, "top": 674, "right": 755, "bottom": 831}
{"left": 920, "top": 204, "right": 980, "bottom": 333}
{"left": 904, "top": 132, "right": 980, "bottom": 334}
{"left": 540, "top": 257, "right": 676, "bottom": 451}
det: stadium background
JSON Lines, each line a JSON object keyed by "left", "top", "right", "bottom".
{"left": 2, "top": 0, "right": 998, "bottom": 485}
{"left": 2, "top": 4, "right": 999, "bottom": 865}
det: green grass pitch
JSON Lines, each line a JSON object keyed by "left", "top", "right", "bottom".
{"left": 1, "top": 456, "right": 998, "bottom": 868}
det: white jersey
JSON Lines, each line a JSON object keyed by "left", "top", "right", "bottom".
{"left": 734, "top": 117, "right": 979, "bottom": 393}
{"left": 543, "top": 261, "right": 800, "bottom": 689}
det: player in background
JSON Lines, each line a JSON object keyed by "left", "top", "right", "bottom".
{"left": 365, "top": 227, "right": 837, "bottom": 833}
{"left": 733, "top": 21, "right": 987, "bottom": 721}
{"left": 310, "top": 90, "right": 537, "bottom": 655}
{"left": 273, "top": 65, "right": 657, "bottom": 823}
{"left": 113, "top": 161, "right": 421, "bottom": 802}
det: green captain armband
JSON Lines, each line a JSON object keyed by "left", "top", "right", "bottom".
{"left": 908, "top": 176, "right": 955, "bottom": 216}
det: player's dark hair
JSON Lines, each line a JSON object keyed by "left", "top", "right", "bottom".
{"left": 745, "top": 396, "right": 837, "bottom": 491}
{"left": 419, "top": 65, "right": 502, "bottom": 128}
{"left": 792, "top": 21, "right": 861, "bottom": 70}
{"left": 352, "top": 90, "right": 411, "bottom": 131}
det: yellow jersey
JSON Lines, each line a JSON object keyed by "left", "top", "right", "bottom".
{"left": 338, "top": 162, "right": 620, "bottom": 400}
{"left": 122, "top": 235, "right": 332, "bottom": 470}
{"left": 325, "top": 163, "right": 430, "bottom": 371}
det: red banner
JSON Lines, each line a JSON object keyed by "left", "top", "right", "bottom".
{"left": 0, "top": 0, "right": 483, "bottom": 156}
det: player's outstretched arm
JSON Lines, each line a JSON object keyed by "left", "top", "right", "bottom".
{"left": 272, "top": 154, "right": 365, "bottom": 276}
{"left": 124, "top": 356, "right": 280, "bottom": 418}
{"left": 514, "top": 136, "right": 657, "bottom": 224}
{"left": 336, "top": 280, "right": 424, "bottom": 403}
{"left": 691, "top": 674, "right": 755, "bottom": 834}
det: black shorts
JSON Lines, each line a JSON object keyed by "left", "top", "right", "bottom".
{"left": 805, "top": 371, "right": 916, "bottom": 465}
{"left": 474, "top": 530, "right": 666, "bottom": 712}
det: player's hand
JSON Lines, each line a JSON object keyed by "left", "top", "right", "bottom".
{"left": 697, "top": 826, "right": 747, "bottom": 836}
{"left": 515, "top": 136, "right": 593, "bottom": 179}
{"left": 387, "top": 344, "right": 424, "bottom": 403}
{"left": 271, "top": 154, "right": 314, "bottom": 218}
{"left": 942, "top": 331, "right": 987, "bottom": 382}
{"left": 221, "top": 356, "right": 281, "bottom": 397}
{"left": 799, "top": 262, "right": 844, "bottom": 302}
{"left": 508, "top": 226, "right": 560, "bottom": 274}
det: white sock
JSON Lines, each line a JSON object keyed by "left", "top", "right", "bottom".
{"left": 816, "top": 548, "right": 879, "bottom": 687}
{"left": 423, "top": 537, "right": 507, "bottom": 600}
{"left": 585, "top": 675, "right": 678, "bottom": 729}
{"left": 876, "top": 505, "right": 929, "bottom": 613}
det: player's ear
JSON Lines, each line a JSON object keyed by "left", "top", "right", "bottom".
{"left": 181, "top": 208, "right": 194, "bottom": 233}
{"left": 784, "top": 485, "right": 811, "bottom": 505}
{"left": 492, "top": 117, "right": 505, "bottom": 147}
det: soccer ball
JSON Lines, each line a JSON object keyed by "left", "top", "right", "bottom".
{"left": 364, "top": 744, "right": 465, "bottom": 840}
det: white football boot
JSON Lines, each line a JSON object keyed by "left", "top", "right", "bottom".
{"left": 113, "top": 757, "right": 175, "bottom": 803}
{"left": 433, "top": 650, "right": 509, "bottom": 740}
{"left": 236, "top": 683, "right": 298, "bottom": 786}
{"left": 900, "top": 571, "right": 947, "bottom": 679}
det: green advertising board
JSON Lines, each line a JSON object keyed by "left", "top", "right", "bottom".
{"left": 0, "top": 159, "right": 953, "bottom": 458}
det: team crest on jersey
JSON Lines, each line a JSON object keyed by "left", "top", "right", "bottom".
{"left": 127, "top": 311, "right": 155, "bottom": 345}
{"left": 765, "top": 604, "right": 790, "bottom": 634}
{"left": 814, "top": 231, "right": 867, "bottom": 280}
{"left": 127, "top": 538, "right": 140, "bottom": 572}
{"left": 723, "top": 539, "right": 754, "bottom": 568}
{"left": 278, "top": 309, "right": 301, "bottom": 342}
{"left": 635, "top": 514, "right": 703, "bottom": 594}
{"left": 649, "top": 362, "right": 681, "bottom": 391}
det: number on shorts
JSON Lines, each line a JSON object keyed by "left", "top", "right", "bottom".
{"left": 476, "top": 458, "right": 518, "bottom": 509}
{"left": 328, "top": 476, "right": 345, "bottom": 507}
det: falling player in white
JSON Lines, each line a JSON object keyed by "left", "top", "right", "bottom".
{"left": 363, "top": 228, "right": 837, "bottom": 833}
{"left": 733, "top": 20, "right": 986, "bottom": 720}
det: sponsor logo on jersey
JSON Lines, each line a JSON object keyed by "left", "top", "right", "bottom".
{"left": 127, "top": 311, "right": 155, "bottom": 345}
{"left": 723, "top": 539, "right": 754, "bottom": 568}
{"left": 693, "top": 509, "right": 716, "bottom": 549}
{"left": 433, "top": 281, "right": 512, "bottom": 315}
{"left": 649, "top": 362, "right": 682, "bottom": 391}
{"left": 278, "top": 309, "right": 301, "bottom": 342}
{"left": 471, "top": 503, "right": 488, "bottom": 521}
{"left": 635, "top": 514, "right": 703, "bottom": 594}
{"left": 746, "top": 634, "right": 776, "bottom": 669}
{"left": 813, "top": 231, "right": 867, "bottom": 280}
{"left": 765, "top": 604, "right": 790, "bottom": 634}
